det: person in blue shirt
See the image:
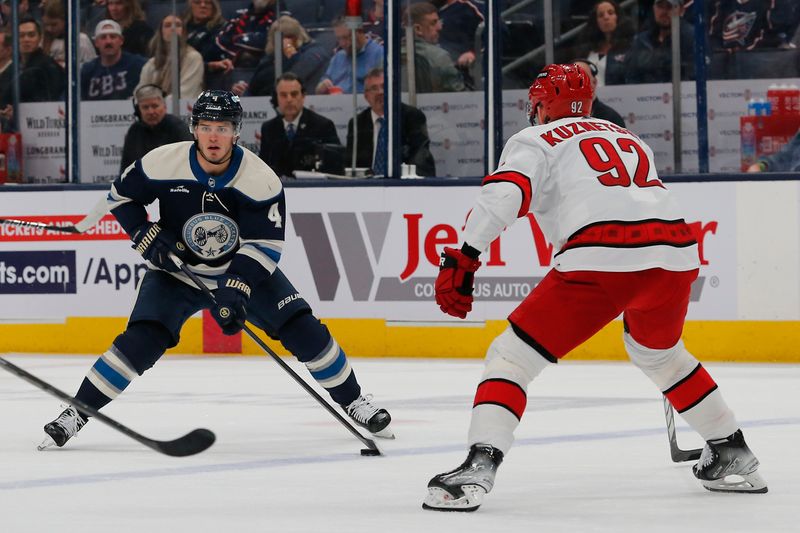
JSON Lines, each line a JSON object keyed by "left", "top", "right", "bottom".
{"left": 315, "top": 17, "right": 384, "bottom": 95}
{"left": 81, "top": 19, "right": 146, "bottom": 100}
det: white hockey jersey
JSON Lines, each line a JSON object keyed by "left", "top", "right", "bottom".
{"left": 462, "top": 117, "right": 700, "bottom": 272}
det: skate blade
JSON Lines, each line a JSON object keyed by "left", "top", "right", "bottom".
{"left": 37, "top": 435, "right": 57, "bottom": 451}
{"left": 421, "top": 485, "right": 485, "bottom": 512}
{"left": 701, "top": 471, "right": 768, "bottom": 494}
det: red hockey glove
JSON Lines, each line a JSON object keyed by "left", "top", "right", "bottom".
{"left": 435, "top": 246, "right": 481, "bottom": 319}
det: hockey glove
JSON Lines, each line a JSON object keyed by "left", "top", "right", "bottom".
{"left": 435, "top": 246, "right": 481, "bottom": 319}
{"left": 132, "top": 222, "right": 186, "bottom": 272}
{"left": 212, "top": 274, "right": 251, "bottom": 335}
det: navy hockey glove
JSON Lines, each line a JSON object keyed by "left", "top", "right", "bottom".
{"left": 435, "top": 246, "right": 481, "bottom": 319}
{"left": 212, "top": 275, "right": 251, "bottom": 335}
{"left": 132, "top": 222, "right": 186, "bottom": 272}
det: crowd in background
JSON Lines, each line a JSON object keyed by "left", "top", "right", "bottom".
{"left": 1, "top": 0, "right": 800, "bottom": 178}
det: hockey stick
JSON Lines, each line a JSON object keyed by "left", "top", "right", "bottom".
{"left": 0, "top": 218, "right": 81, "bottom": 233}
{"left": 172, "top": 256, "right": 382, "bottom": 456}
{"left": 1, "top": 195, "right": 111, "bottom": 235}
{"left": 0, "top": 356, "right": 215, "bottom": 457}
{"left": 662, "top": 395, "right": 702, "bottom": 462}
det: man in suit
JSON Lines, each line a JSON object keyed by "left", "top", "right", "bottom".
{"left": 259, "top": 72, "right": 341, "bottom": 178}
{"left": 346, "top": 67, "right": 436, "bottom": 177}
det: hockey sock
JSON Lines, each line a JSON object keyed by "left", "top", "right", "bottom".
{"left": 279, "top": 312, "right": 360, "bottom": 406}
{"left": 79, "top": 344, "right": 140, "bottom": 412}
{"left": 77, "top": 322, "right": 172, "bottom": 415}
{"left": 468, "top": 326, "right": 552, "bottom": 455}
{"left": 625, "top": 333, "right": 738, "bottom": 440}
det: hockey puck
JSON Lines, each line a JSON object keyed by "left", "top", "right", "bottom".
{"left": 361, "top": 448, "right": 381, "bottom": 456}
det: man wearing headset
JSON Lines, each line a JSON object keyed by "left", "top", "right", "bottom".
{"left": 39, "top": 90, "right": 393, "bottom": 452}
{"left": 119, "top": 84, "right": 193, "bottom": 172}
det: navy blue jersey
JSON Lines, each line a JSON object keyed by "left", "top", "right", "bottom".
{"left": 81, "top": 52, "right": 148, "bottom": 100}
{"left": 107, "top": 141, "right": 285, "bottom": 289}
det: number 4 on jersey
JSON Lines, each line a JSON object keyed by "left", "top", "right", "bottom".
{"left": 268, "top": 203, "right": 283, "bottom": 228}
{"left": 579, "top": 136, "right": 663, "bottom": 189}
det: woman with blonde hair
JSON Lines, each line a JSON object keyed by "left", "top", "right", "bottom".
{"left": 136, "top": 14, "right": 204, "bottom": 99}
{"left": 244, "top": 15, "right": 332, "bottom": 97}
{"left": 102, "top": 0, "right": 154, "bottom": 57}
{"left": 183, "top": 0, "right": 231, "bottom": 87}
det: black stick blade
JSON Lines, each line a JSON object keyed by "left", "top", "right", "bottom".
{"left": 154, "top": 428, "right": 216, "bottom": 457}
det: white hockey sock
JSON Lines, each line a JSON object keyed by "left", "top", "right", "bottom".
{"left": 625, "top": 333, "right": 738, "bottom": 441}
{"left": 468, "top": 327, "right": 551, "bottom": 455}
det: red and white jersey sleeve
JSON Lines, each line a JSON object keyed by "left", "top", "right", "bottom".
{"left": 466, "top": 117, "right": 699, "bottom": 273}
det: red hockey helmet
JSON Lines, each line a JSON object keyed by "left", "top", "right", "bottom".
{"left": 527, "top": 63, "right": 594, "bottom": 125}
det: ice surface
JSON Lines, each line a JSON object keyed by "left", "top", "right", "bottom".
{"left": 1, "top": 355, "right": 797, "bottom": 532}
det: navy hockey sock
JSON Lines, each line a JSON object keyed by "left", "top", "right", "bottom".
{"left": 279, "top": 312, "right": 361, "bottom": 406}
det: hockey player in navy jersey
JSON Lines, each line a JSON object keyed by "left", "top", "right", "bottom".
{"left": 38, "top": 90, "right": 393, "bottom": 451}
{"left": 422, "top": 64, "right": 765, "bottom": 512}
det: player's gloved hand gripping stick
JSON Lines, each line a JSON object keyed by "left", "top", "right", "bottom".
{"left": 169, "top": 254, "right": 383, "bottom": 456}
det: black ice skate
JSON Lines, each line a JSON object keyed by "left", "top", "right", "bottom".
{"left": 692, "top": 429, "right": 767, "bottom": 493}
{"left": 38, "top": 406, "right": 88, "bottom": 451}
{"left": 343, "top": 394, "right": 394, "bottom": 439}
{"left": 423, "top": 444, "right": 504, "bottom": 512}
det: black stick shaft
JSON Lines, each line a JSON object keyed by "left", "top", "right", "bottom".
{"left": 663, "top": 395, "right": 702, "bottom": 462}
{"left": 174, "top": 258, "right": 379, "bottom": 453}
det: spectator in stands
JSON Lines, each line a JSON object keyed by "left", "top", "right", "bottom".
{"left": 183, "top": 0, "right": 231, "bottom": 89}
{"left": 136, "top": 14, "right": 204, "bottom": 100}
{"left": 347, "top": 68, "right": 436, "bottom": 177}
{"left": 259, "top": 72, "right": 341, "bottom": 178}
{"left": 624, "top": 0, "right": 695, "bottom": 84}
{"left": 364, "top": 0, "right": 385, "bottom": 43}
{"left": 81, "top": 19, "right": 146, "bottom": 100}
{"left": 120, "top": 84, "right": 193, "bottom": 172}
{"left": 747, "top": 128, "right": 800, "bottom": 172}
{"left": 42, "top": 0, "right": 96, "bottom": 69}
{"left": 570, "top": 0, "right": 634, "bottom": 86}
{"left": 102, "top": 0, "right": 154, "bottom": 57}
{"left": 404, "top": 2, "right": 466, "bottom": 93}
{"left": 0, "top": 0, "right": 30, "bottom": 29}
{"left": 0, "top": 29, "right": 12, "bottom": 130}
{"left": 10, "top": 16, "right": 64, "bottom": 102}
{"left": 432, "top": 0, "right": 483, "bottom": 72}
{"left": 244, "top": 15, "right": 332, "bottom": 97}
{"left": 625, "top": 0, "right": 694, "bottom": 83}
{"left": 573, "top": 59, "right": 626, "bottom": 127}
{"left": 708, "top": 0, "right": 800, "bottom": 79}
{"left": 316, "top": 16, "right": 384, "bottom": 95}
{"left": 213, "top": 0, "right": 276, "bottom": 68}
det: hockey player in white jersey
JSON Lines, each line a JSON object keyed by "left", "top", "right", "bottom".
{"left": 38, "top": 90, "right": 393, "bottom": 451}
{"left": 422, "top": 63, "right": 766, "bottom": 512}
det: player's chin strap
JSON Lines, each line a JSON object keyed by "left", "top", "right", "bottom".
{"left": 168, "top": 253, "right": 383, "bottom": 457}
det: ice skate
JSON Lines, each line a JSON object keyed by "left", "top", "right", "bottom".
{"left": 343, "top": 394, "right": 394, "bottom": 439}
{"left": 423, "top": 444, "right": 504, "bottom": 512}
{"left": 693, "top": 430, "right": 767, "bottom": 493}
{"left": 37, "top": 406, "right": 88, "bottom": 451}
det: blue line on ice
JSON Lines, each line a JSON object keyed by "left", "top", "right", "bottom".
{"left": 2, "top": 417, "right": 795, "bottom": 491}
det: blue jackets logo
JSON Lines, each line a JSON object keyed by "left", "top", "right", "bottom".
{"left": 0, "top": 251, "right": 76, "bottom": 294}
{"left": 183, "top": 213, "right": 239, "bottom": 259}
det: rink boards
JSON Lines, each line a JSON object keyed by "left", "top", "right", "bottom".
{"left": 0, "top": 180, "right": 798, "bottom": 362}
